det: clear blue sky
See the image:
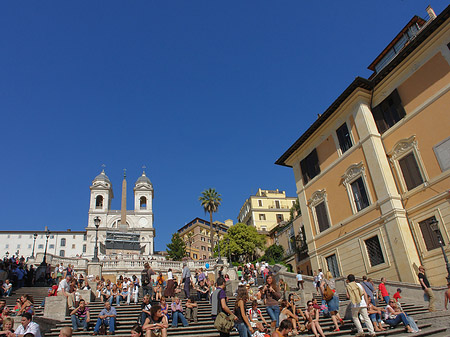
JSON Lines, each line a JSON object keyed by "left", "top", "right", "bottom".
{"left": 1, "top": 1, "right": 446, "bottom": 251}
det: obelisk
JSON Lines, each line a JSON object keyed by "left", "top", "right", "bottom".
{"left": 119, "top": 169, "right": 127, "bottom": 232}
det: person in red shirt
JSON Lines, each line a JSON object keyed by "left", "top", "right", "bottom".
{"left": 378, "top": 277, "right": 390, "bottom": 305}
{"left": 393, "top": 288, "right": 402, "bottom": 302}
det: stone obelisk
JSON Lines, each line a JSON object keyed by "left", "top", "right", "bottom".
{"left": 119, "top": 169, "right": 127, "bottom": 232}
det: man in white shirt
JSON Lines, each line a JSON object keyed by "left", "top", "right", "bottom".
{"left": 58, "top": 275, "right": 75, "bottom": 309}
{"left": 346, "top": 274, "right": 375, "bottom": 337}
{"left": 10, "top": 312, "right": 41, "bottom": 337}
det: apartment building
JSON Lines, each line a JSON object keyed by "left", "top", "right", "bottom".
{"left": 276, "top": 6, "right": 450, "bottom": 285}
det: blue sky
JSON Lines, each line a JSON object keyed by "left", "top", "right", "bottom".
{"left": 1, "top": 1, "right": 446, "bottom": 251}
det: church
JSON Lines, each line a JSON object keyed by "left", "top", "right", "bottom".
{"left": 0, "top": 169, "right": 156, "bottom": 259}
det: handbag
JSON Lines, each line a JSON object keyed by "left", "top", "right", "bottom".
{"left": 214, "top": 312, "right": 235, "bottom": 333}
{"left": 323, "top": 284, "right": 334, "bottom": 302}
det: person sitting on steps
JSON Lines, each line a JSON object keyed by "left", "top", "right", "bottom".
{"left": 92, "top": 301, "right": 116, "bottom": 336}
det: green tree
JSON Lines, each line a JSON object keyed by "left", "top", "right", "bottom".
{"left": 220, "top": 223, "right": 265, "bottom": 263}
{"left": 199, "top": 188, "right": 222, "bottom": 256}
{"left": 263, "top": 244, "right": 284, "bottom": 264}
{"left": 166, "top": 233, "right": 186, "bottom": 261}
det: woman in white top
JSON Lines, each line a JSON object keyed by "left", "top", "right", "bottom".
{"left": 163, "top": 268, "right": 175, "bottom": 298}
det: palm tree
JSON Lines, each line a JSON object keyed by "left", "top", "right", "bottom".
{"left": 199, "top": 188, "right": 222, "bottom": 257}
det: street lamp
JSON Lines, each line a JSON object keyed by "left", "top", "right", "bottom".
{"left": 41, "top": 229, "right": 50, "bottom": 266}
{"left": 93, "top": 217, "right": 101, "bottom": 262}
{"left": 31, "top": 233, "right": 38, "bottom": 258}
{"left": 215, "top": 226, "right": 223, "bottom": 264}
{"left": 429, "top": 218, "right": 450, "bottom": 283}
{"left": 226, "top": 237, "right": 232, "bottom": 267}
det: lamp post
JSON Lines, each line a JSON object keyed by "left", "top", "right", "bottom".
{"left": 429, "top": 218, "right": 450, "bottom": 283}
{"left": 226, "top": 237, "right": 232, "bottom": 267}
{"left": 41, "top": 229, "right": 50, "bottom": 266}
{"left": 93, "top": 217, "right": 101, "bottom": 262}
{"left": 216, "top": 226, "right": 223, "bottom": 264}
{"left": 31, "top": 233, "right": 38, "bottom": 258}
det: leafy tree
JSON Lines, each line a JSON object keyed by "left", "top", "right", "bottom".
{"left": 262, "top": 244, "right": 284, "bottom": 264}
{"left": 219, "top": 223, "right": 265, "bottom": 263}
{"left": 166, "top": 233, "right": 186, "bottom": 261}
{"left": 199, "top": 188, "right": 222, "bottom": 256}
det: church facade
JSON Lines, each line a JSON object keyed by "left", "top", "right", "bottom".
{"left": 0, "top": 169, "right": 156, "bottom": 259}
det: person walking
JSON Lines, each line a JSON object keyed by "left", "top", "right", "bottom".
{"left": 211, "top": 277, "right": 235, "bottom": 337}
{"left": 378, "top": 277, "right": 390, "bottom": 305}
{"left": 346, "top": 274, "right": 376, "bottom": 337}
{"left": 263, "top": 275, "right": 281, "bottom": 332}
{"left": 320, "top": 271, "right": 343, "bottom": 332}
{"left": 141, "top": 263, "right": 156, "bottom": 299}
{"left": 418, "top": 266, "right": 436, "bottom": 312}
{"left": 181, "top": 263, "right": 192, "bottom": 298}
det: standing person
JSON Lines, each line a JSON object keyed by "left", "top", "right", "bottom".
{"left": 445, "top": 283, "right": 450, "bottom": 310}
{"left": 234, "top": 286, "right": 253, "bottom": 337}
{"left": 361, "top": 276, "right": 375, "bottom": 305}
{"left": 141, "top": 263, "right": 156, "bottom": 299}
{"left": 320, "top": 271, "right": 343, "bottom": 331}
{"left": 156, "top": 273, "right": 165, "bottom": 295}
{"left": 211, "top": 277, "right": 235, "bottom": 337}
{"left": 296, "top": 270, "right": 304, "bottom": 290}
{"left": 181, "top": 263, "right": 192, "bottom": 298}
{"left": 263, "top": 275, "right": 281, "bottom": 332}
{"left": 163, "top": 268, "right": 175, "bottom": 298}
{"left": 92, "top": 301, "right": 116, "bottom": 336}
{"left": 418, "top": 266, "right": 436, "bottom": 312}
{"left": 313, "top": 271, "right": 320, "bottom": 295}
{"left": 346, "top": 274, "right": 376, "bottom": 337}
{"left": 378, "top": 277, "right": 390, "bottom": 305}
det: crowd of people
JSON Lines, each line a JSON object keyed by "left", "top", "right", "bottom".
{"left": 0, "top": 258, "right": 445, "bottom": 337}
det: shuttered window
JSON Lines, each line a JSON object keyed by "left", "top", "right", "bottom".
{"left": 365, "top": 236, "right": 385, "bottom": 266}
{"left": 351, "top": 177, "right": 370, "bottom": 211}
{"left": 336, "top": 123, "right": 353, "bottom": 153}
{"left": 315, "top": 202, "right": 330, "bottom": 232}
{"left": 399, "top": 153, "right": 423, "bottom": 190}
{"left": 372, "top": 89, "right": 406, "bottom": 134}
{"left": 326, "top": 254, "right": 340, "bottom": 277}
{"left": 300, "top": 149, "right": 321, "bottom": 184}
{"left": 419, "top": 216, "right": 444, "bottom": 251}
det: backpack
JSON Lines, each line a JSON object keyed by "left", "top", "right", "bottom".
{"left": 141, "top": 269, "right": 150, "bottom": 286}
{"left": 323, "top": 284, "right": 334, "bottom": 302}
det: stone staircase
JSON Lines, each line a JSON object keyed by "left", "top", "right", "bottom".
{"left": 4, "top": 287, "right": 449, "bottom": 337}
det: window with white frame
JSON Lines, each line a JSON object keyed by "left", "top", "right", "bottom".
{"left": 341, "top": 162, "right": 372, "bottom": 213}
{"left": 308, "top": 189, "right": 331, "bottom": 233}
{"left": 388, "top": 135, "right": 427, "bottom": 192}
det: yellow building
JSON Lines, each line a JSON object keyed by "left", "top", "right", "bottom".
{"left": 276, "top": 6, "right": 450, "bottom": 286}
{"left": 178, "top": 217, "right": 232, "bottom": 260}
{"left": 237, "top": 189, "right": 298, "bottom": 232}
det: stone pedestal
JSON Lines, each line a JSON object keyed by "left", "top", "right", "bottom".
{"left": 43, "top": 296, "right": 68, "bottom": 321}
{"left": 78, "top": 289, "right": 95, "bottom": 304}
{"left": 87, "top": 262, "right": 102, "bottom": 278}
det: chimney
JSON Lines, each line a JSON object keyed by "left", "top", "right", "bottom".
{"left": 426, "top": 6, "right": 437, "bottom": 20}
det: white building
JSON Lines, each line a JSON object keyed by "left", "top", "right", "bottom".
{"left": 0, "top": 169, "right": 155, "bottom": 260}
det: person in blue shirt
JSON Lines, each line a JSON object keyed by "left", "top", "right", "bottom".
{"left": 93, "top": 301, "right": 117, "bottom": 335}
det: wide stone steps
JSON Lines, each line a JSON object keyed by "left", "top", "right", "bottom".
{"left": 43, "top": 295, "right": 447, "bottom": 337}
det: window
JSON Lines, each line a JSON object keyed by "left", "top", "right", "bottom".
{"left": 38, "top": 244, "right": 44, "bottom": 249}
{"left": 18, "top": 235, "right": 22, "bottom": 239}
{"left": 419, "top": 216, "right": 444, "bottom": 251}
{"left": 17, "top": 244, "right": 20, "bottom": 249}
{"left": 258, "top": 200, "right": 263, "bottom": 207}
{"left": 95, "top": 195, "right": 103, "bottom": 209}
{"left": 365, "top": 236, "right": 385, "bottom": 266}
{"left": 351, "top": 177, "right": 370, "bottom": 211}
{"left": 259, "top": 214, "right": 266, "bottom": 221}
{"left": 83, "top": 234, "right": 87, "bottom": 241}
{"left": 433, "top": 137, "right": 450, "bottom": 172}
{"left": 59, "top": 250, "right": 65, "bottom": 257}
{"left": 7, "top": 235, "right": 10, "bottom": 239}
{"left": 399, "top": 153, "right": 424, "bottom": 190}
{"left": 201, "top": 237, "right": 205, "bottom": 242}
{"left": 29, "top": 235, "right": 32, "bottom": 239}
{"left": 72, "top": 244, "right": 76, "bottom": 249}
{"left": 326, "top": 254, "right": 340, "bottom": 277}
{"left": 72, "top": 235, "right": 76, "bottom": 239}
{"left": 261, "top": 226, "right": 267, "bottom": 231}
{"left": 140, "top": 196, "right": 147, "bottom": 209}
{"left": 201, "top": 246, "right": 206, "bottom": 251}
{"left": 315, "top": 202, "right": 330, "bottom": 232}
{"left": 83, "top": 244, "right": 87, "bottom": 253}
{"left": 336, "top": 122, "right": 353, "bottom": 154}
{"left": 193, "top": 254, "right": 198, "bottom": 259}
{"left": 388, "top": 136, "right": 427, "bottom": 193}
{"left": 49, "top": 244, "right": 55, "bottom": 249}
{"left": 203, "top": 255, "right": 207, "bottom": 259}
{"left": 276, "top": 214, "right": 284, "bottom": 223}
{"left": 275, "top": 200, "right": 280, "bottom": 208}
{"left": 60, "top": 238, "right": 66, "bottom": 247}
{"left": 208, "top": 247, "right": 211, "bottom": 252}
{"left": 372, "top": 89, "right": 406, "bottom": 134}
{"left": 28, "top": 244, "right": 32, "bottom": 249}
{"left": 50, "top": 235, "right": 54, "bottom": 239}
{"left": 300, "top": 149, "right": 320, "bottom": 184}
